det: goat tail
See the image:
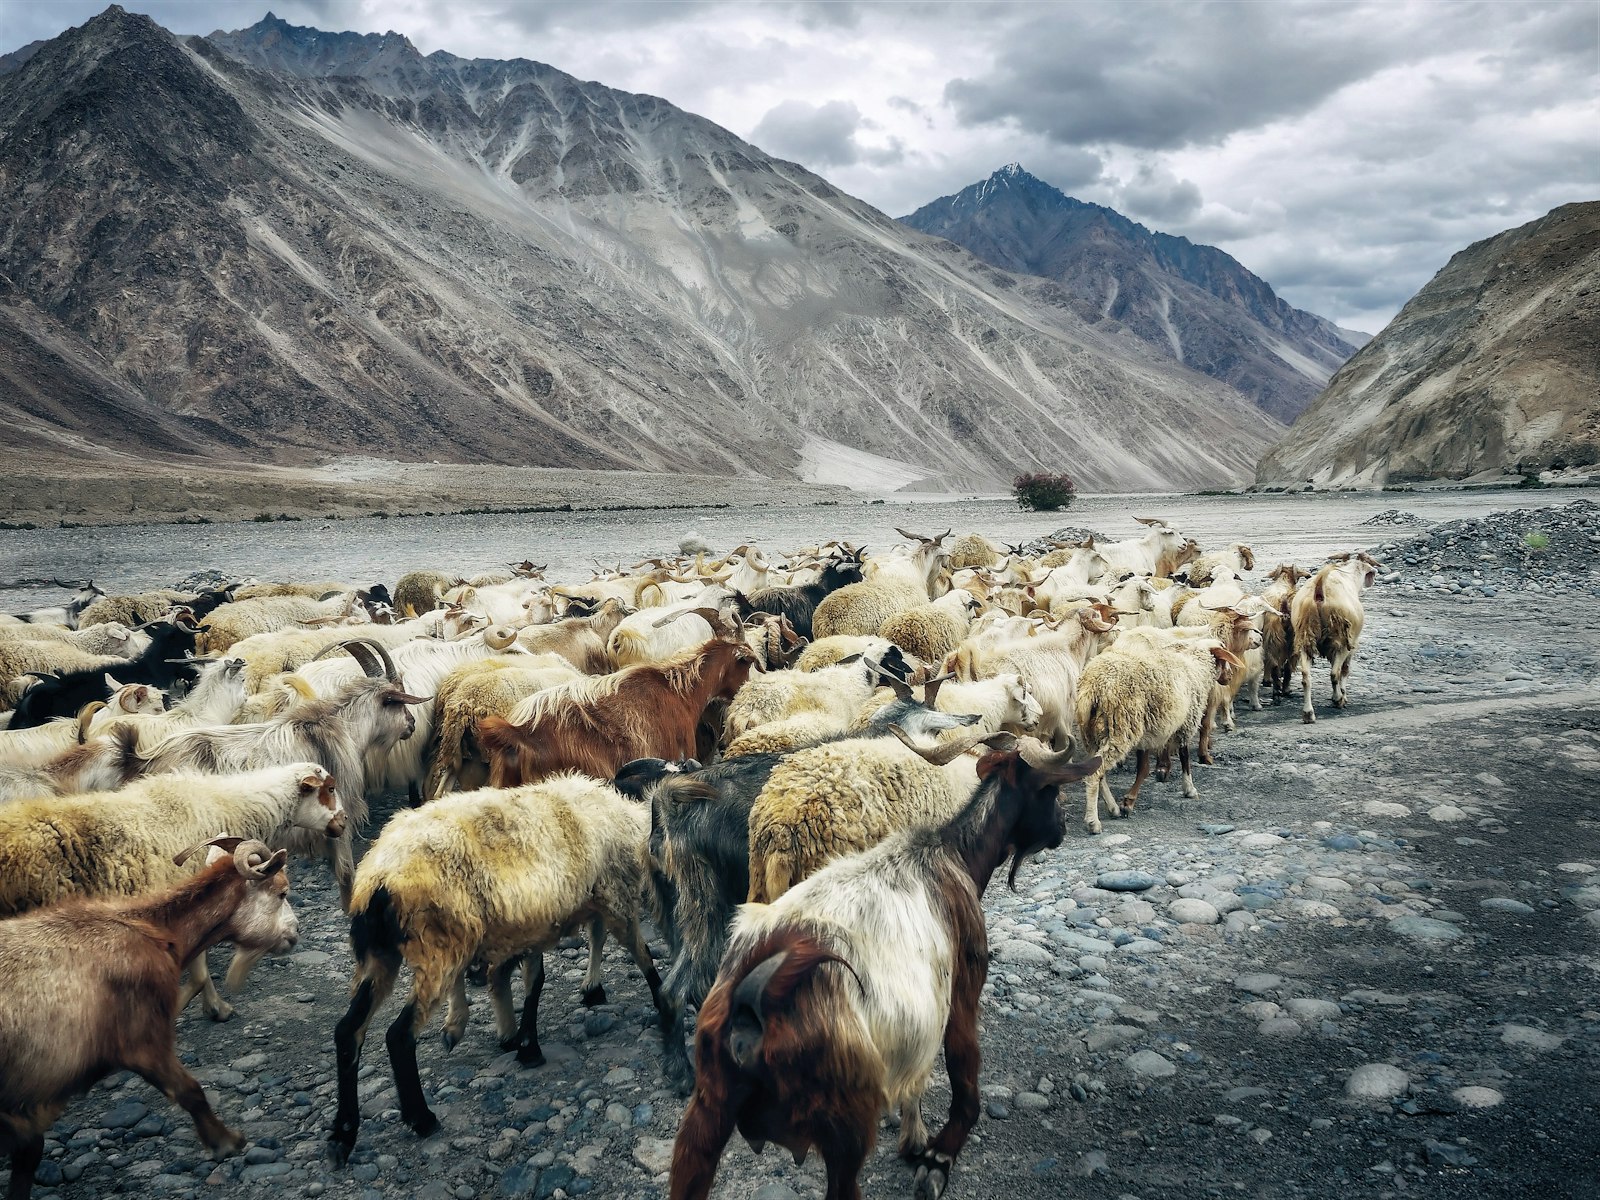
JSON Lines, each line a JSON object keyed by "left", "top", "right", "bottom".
{"left": 348, "top": 884, "right": 406, "bottom": 973}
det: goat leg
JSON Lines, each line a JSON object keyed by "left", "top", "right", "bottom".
{"left": 581, "top": 915, "right": 608, "bottom": 1006}
{"left": 501, "top": 952, "right": 546, "bottom": 1066}
{"left": 659, "top": 959, "right": 697, "bottom": 1097}
{"left": 330, "top": 974, "right": 381, "bottom": 1164}
{"left": 386, "top": 999, "right": 440, "bottom": 1138}
{"left": 667, "top": 1092, "right": 738, "bottom": 1200}
{"left": 441, "top": 973, "right": 470, "bottom": 1051}
{"left": 7, "top": 1134, "right": 44, "bottom": 1200}
{"left": 178, "top": 950, "right": 234, "bottom": 1022}
{"left": 915, "top": 955, "right": 983, "bottom": 1200}
{"left": 1120, "top": 750, "right": 1153, "bottom": 815}
{"left": 146, "top": 1054, "right": 243, "bottom": 1156}
{"left": 1197, "top": 710, "right": 1215, "bottom": 766}
{"left": 1178, "top": 741, "right": 1198, "bottom": 799}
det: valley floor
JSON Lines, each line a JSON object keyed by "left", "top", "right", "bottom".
{"left": 13, "top": 510, "right": 1600, "bottom": 1200}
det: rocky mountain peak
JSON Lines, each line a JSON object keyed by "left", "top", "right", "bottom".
{"left": 208, "top": 11, "right": 426, "bottom": 80}
{"left": 902, "top": 166, "right": 1360, "bottom": 422}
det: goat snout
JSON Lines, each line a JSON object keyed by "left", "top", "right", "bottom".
{"left": 326, "top": 812, "right": 348, "bottom": 839}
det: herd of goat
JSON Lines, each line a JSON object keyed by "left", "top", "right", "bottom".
{"left": 0, "top": 519, "right": 1385, "bottom": 1200}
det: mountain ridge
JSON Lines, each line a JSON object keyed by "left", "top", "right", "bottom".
{"left": 901, "top": 164, "right": 1360, "bottom": 422}
{"left": 0, "top": 7, "right": 1283, "bottom": 494}
{"left": 1256, "top": 202, "right": 1600, "bottom": 487}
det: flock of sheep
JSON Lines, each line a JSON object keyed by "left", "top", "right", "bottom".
{"left": 0, "top": 517, "right": 1384, "bottom": 1200}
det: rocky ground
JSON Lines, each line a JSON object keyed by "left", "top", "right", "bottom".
{"left": 17, "top": 512, "right": 1600, "bottom": 1200}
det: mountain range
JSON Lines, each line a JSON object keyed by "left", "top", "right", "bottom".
{"left": 1257, "top": 202, "right": 1599, "bottom": 487}
{"left": 0, "top": 6, "right": 1300, "bottom": 497}
{"left": 901, "top": 164, "right": 1364, "bottom": 424}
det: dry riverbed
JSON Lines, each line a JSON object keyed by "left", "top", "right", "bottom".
{"left": 13, "top": 500, "right": 1600, "bottom": 1200}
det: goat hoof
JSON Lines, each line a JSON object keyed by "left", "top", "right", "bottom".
{"left": 1198, "top": 753, "right": 1214, "bottom": 766}
{"left": 407, "top": 1111, "right": 441, "bottom": 1139}
{"left": 210, "top": 1129, "right": 245, "bottom": 1158}
{"left": 1302, "top": 712, "right": 1315, "bottom": 724}
{"left": 207, "top": 1000, "right": 235, "bottom": 1023}
{"left": 515, "top": 1046, "right": 546, "bottom": 1068}
{"left": 1084, "top": 820, "right": 1102, "bottom": 835}
{"left": 327, "top": 1135, "right": 355, "bottom": 1168}
{"left": 441, "top": 1029, "right": 460, "bottom": 1053}
{"left": 581, "top": 985, "right": 607, "bottom": 1008}
{"left": 912, "top": 1151, "right": 953, "bottom": 1199}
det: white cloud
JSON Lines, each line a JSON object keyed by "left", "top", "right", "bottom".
{"left": 1, "top": 0, "right": 1594, "bottom": 329}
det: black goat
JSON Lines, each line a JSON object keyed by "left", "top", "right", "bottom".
{"left": 614, "top": 691, "right": 978, "bottom": 1094}
{"left": 741, "top": 554, "right": 864, "bottom": 640}
{"left": 8, "top": 619, "right": 202, "bottom": 730}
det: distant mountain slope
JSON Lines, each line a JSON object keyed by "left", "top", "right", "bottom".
{"left": 0, "top": 8, "right": 1284, "bottom": 493}
{"left": 902, "top": 164, "right": 1360, "bottom": 422}
{"left": 1257, "top": 203, "right": 1600, "bottom": 488}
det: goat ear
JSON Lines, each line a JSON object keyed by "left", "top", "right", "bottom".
{"left": 729, "top": 950, "right": 789, "bottom": 1069}
{"left": 259, "top": 849, "right": 289, "bottom": 878}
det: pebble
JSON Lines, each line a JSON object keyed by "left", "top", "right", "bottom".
{"left": 1345, "top": 1063, "right": 1410, "bottom": 1099}
{"left": 1123, "top": 1050, "right": 1176, "bottom": 1078}
{"left": 1388, "top": 915, "right": 1464, "bottom": 942}
{"left": 1284, "top": 998, "right": 1341, "bottom": 1022}
{"left": 1168, "top": 898, "right": 1220, "bottom": 924}
{"left": 1500, "top": 1024, "right": 1564, "bottom": 1050}
{"left": 1233, "top": 973, "right": 1283, "bottom": 995}
{"left": 1479, "top": 897, "right": 1536, "bottom": 914}
{"left": 1096, "top": 871, "right": 1158, "bottom": 892}
{"left": 1257, "top": 1017, "right": 1302, "bottom": 1038}
{"left": 631, "top": 1137, "right": 675, "bottom": 1175}
{"left": 994, "top": 939, "right": 1053, "bottom": 966}
{"left": 100, "top": 1102, "right": 148, "bottom": 1130}
{"left": 1428, "top": 804, "right": 1469, "bottom": 822}
{"left": 1363, "top": 801, "right": 1411, "bottom": 818}
{"left": 1451, "top": 1086, "right": 1506, "bottom": 1109}
{"left": 1199, "top": 823, "right": 1235, "bottom": 835}
{"left": 1070, "top": 1149, "right": 1109, "bottom": 1177}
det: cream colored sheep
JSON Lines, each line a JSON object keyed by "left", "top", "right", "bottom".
{"left": 424, "top": 656, "right": 580, "bottom": 801}
{"left": 329, "top": 773, "right": 671, "bottom": 1161}
{"left": 1186, "top": 544, "right": 1256, "bottom": 587}
{"left": 1291, "top": 553, "right": 1380, "bottom": 723}
{"left": 1073, "top": 636, "right": 1243, "bottom": 833}
{"left": 395, "top": 570, "right": 455, "bottom": 617}
{"left": 744, "top": 726, "right": 1010, "bottom": 903}
{"left": 0, "top": 762, "right": 342, "bottom": 1019}
{"left": 880, "top": 589, "right": 981, "bottom": 664}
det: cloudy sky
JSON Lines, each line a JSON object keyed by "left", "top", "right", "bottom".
{"left": 3, "top": 1, "right": 1596, "bottom": 332}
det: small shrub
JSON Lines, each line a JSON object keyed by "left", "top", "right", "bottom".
{"left": 1523, "top": 531, "right": 1550, "bottom": 551}
{"left": 1013, "top": 472, "right": 1076, "bottom": 512}
{"left": 252, "top": 512, "right": 274, "bottom": 523}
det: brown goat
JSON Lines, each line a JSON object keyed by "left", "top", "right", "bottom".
{"left": 670, "top": 736, "right": 1100, "bottom": 1200}
{"left": 478, "top": 638, "right": 759, "bottom": 786}
{"left": 0, "top": 839, "right": 298, "bottom": 1200}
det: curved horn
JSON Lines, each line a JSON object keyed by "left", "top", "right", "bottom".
{"left": 76, "top": 700, "right": 106, "bottom": 744}
{"left": 888, "top": 724, "right": 1017, "bottom": 766}
{"left": 311, "top": 637, "right": 400, "bottom": 682}
{"left": 232, "top": 839, "right": 285, "bottom": 880}
{"left": 1132, "top": 516, "right": 1170, "bottom": 527}
{"left": 483, "top": 625, "right": 520, "bottom": 650}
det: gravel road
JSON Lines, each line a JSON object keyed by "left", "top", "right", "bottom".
{"left": 12, "top": 498, "right": 1600, "bottom": 1200}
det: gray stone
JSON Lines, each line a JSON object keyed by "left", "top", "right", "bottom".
{"left": 631, "top": 1137, "right": 675, "bottom": 1176}
{"left": 1451, "top": 1086, "right": 1505, "bottom": 1109}
{"left": 1239, "top": 832, "right": 1286, "bottom": 849}
{"left": 498, "top": 1164, "right": 539, "bottom": 1197}
{"left": 1169, "top": 898, "right": 1220, "bottom": 924}
{"left": 239, "top": 1163, "right": 294, "bottom": 1183}
{"left": 1388, "top": 916, "right": 1464, "bottom": 942}
{"left": 1084, "top": 1025, "right": 1143, "bottom": 1053}
{"left": 1096, "top": 871, "right": 1158, "bottom": 892}
{"left": 1500, "top": 1024, "right": 1563, "bottom": 1050}
{"left": 1233, "top": 973, "right": 1283, "bottom": 995}
{"left": 100, "top": 1102, "right": 148, "bottom": 1130}
{"left": 994, "top": 939, "right": 1053, "bottom": 966}
{"left": 751, "top": 1186, "right": 803, "bottom": 1200}
{"left": 1015, "top": 1091, "right": 1049, "bottom": 1111}
{"left": 1123, "top": 1050, "right": 1176, "bottom": 1078}
{"left": 1257, "top": 1017, "right": 1302, "bottom": 1038}
{"left": 1069, "top": 1149, "right": 1109, "bottom": 1177}
{"left": 1479, "top": 897, "right": 1536, "bottom": 914}
{"left": 1284, "top": 998, "right": 1341, "bottom": 1022}
{"left": 1345, "top": 1063, "right": 1409, "bottom": 1099}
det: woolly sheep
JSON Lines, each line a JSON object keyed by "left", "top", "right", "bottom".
{"left": 1073, "top": 635, "right": 1244, "bottom": 832}
{"left": 879, "top": 589, "right": 982, "bottom": 664}
{"left": 1291, "top": 553, "right": 1380, "bottom": 723}
{"left": 423, "top": 656, "right": 581, "bottom": 801}
{"left": 328, "top": 773, "right": 672, "bottom": 1161}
